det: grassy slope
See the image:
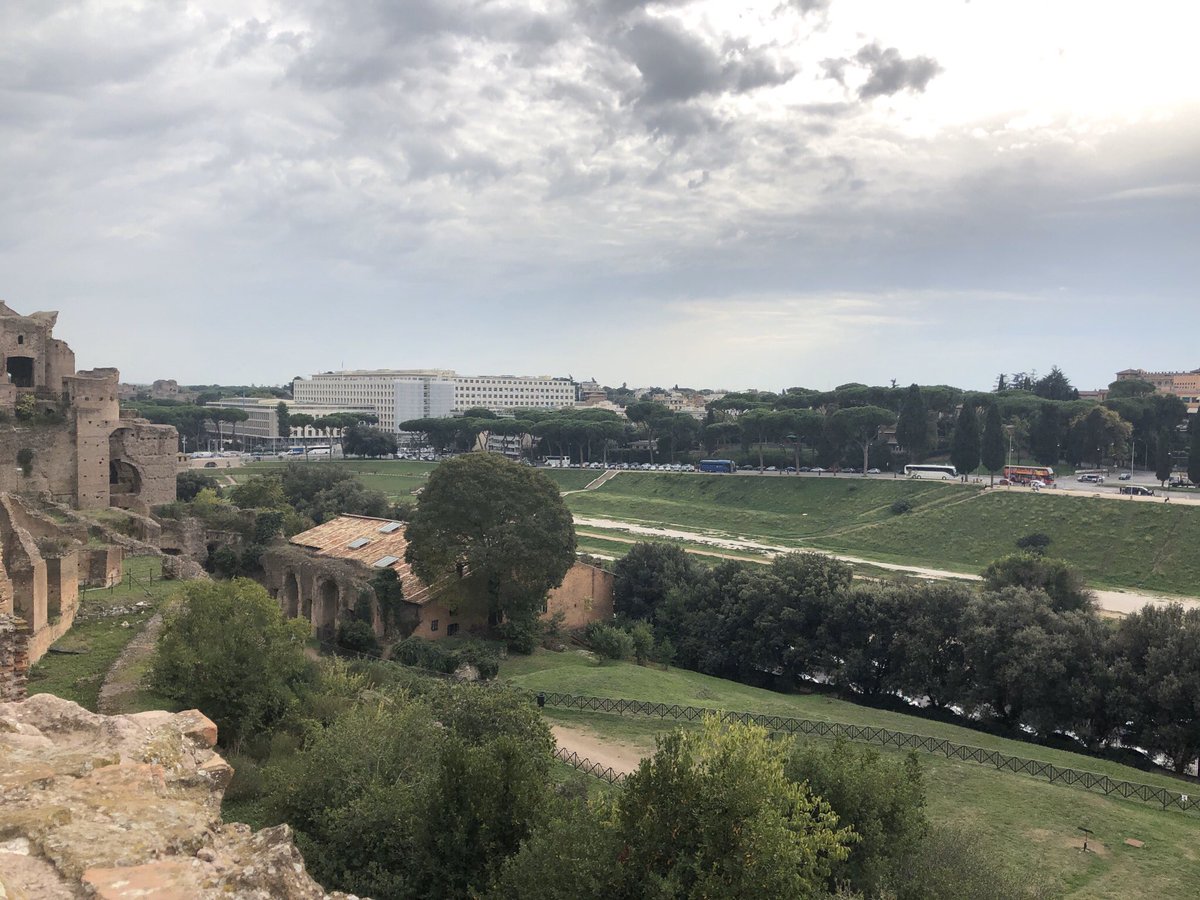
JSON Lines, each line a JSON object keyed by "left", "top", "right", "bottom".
{"left": 26, "top": 558, "right": 181, "bottom": 711}
{"left": 503, "top": 651, "right": 1200, "bottom": 900}
{"left": 566, "top": 473, "right": 1200, "bottom": 594}
{"left": 567, "top": 473, "right": 960, "bottom": 541}
{"left": 823, "top": 490, "right": 1200, "bottom": 594}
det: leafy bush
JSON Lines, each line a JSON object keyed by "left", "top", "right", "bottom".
{"left": 890, "top": 498, "right": 913, "bottom": 515}
{"left": 1015, "top": 532, "right": 1052, "bottom": 555}
{"left": 336, "top": 619, "right": 380, "bottom": 656}
{"left": 585, "top": 622, "right": 634, "bottom": 661}
{"left": 150, "top": 579, "right": 312, "bottom": 748}
{"left": 497, "top": 615, "right": 543, "bottom": 655}
{"left": 16, "top": 447, "right": 34, "bottom": 476}
{"left": 628, "top": 620, "right": 655, "bottom": 664}
{"left": 177, "top": 470, "right": 219, "bottom": 502}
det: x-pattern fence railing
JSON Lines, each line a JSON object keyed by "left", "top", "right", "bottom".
{"left": 540, "top": 692, "right": 1199, "bottom": 814}
{"left": 554, "top": 747, "right": 628, "bottom": 786}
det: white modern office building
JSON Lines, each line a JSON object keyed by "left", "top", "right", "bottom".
{"left": 292, "top": 370, "right": 577, "bottom": 432}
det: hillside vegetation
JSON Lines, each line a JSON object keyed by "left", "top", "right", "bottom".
{"left": 503, "top": 650, "right": 1200, "bottom": 900}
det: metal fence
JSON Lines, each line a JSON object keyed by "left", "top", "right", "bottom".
{"left": 554, "top": 747, "right": 628, "bottom": 786}
{"left": 540, "top": 692, "right": 1199, "bottom": 814}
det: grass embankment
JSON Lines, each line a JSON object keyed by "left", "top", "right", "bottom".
{"left": 26, "top": 558, "right": 180, "bottom": 712}
{"left": 566, "top": 473, "right": 1200, "bottom": 595}
{"left": 503, "top": 650, "right": 1200, "bottom": 900}
{"left": 566, "top": 473, "right": 960, "bottom": 542}
{"left": 823, "top": 491, "right": 1200, "bottom": 595}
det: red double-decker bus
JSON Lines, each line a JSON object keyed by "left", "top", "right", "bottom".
{"left": 1003, "top": 465, "right": 1055, "bottom": 485}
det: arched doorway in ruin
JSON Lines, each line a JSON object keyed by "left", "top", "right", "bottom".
{"left": 314, "top": 578, "right": 339, "bottom": 641}
{"left": 282, "top": 570, "right": 300, "bottom": 619}
{"left": 109, "top": 458, "right": 143, "bottom": 497}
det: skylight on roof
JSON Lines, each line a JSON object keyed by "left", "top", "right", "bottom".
{"left": 378, "top": 522, "right": 403, "bottom": 534}
{"left": 347, "top": 537, "right": 371, "bottom": 549}
{"left": 373, "top": 555, "right": 401, "bottom": 568}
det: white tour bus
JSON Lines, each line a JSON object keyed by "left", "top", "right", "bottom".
{"left": 903, "top": 463, "right": 958, "bottom": 479}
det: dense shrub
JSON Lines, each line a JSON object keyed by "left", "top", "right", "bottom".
{"left": 585, "top": 622, "right": 635, "bottom": 661}
{"left": 150, "top": 579, "right": 312, "bottom": 748}
{"left": 336, "top": 620, "right": 380, "bottom": 656}
{"left": 890, "top": 498, "right": 913, "bottom": 514}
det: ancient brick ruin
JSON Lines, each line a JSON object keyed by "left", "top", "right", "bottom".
{"left": 0, "top": 300, "right": 178, "bottom": 513}
{"left": 0, "top": 301, "right": 181, "bottom": 690}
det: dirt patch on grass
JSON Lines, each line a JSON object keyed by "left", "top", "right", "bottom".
{"left": 551, "top": 723, "right": 647, "bottom": 775}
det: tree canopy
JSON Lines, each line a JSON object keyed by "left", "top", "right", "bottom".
{"left": 405, "top": 454, "right": 576, "bottom": 626}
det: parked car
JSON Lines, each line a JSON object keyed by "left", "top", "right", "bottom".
{"left": 1119, "top": 485, "right": 1154, "bottom": 496}
{"left": 1118, "top": 472, "right": 1132, "bottom": 480}
{"left": 866, "top": 468, "right": 881, "bottom": 474}
{"left": 1169, "top": 478, "right": 1196, "bottom": 488}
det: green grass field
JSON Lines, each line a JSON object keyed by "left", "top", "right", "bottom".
{"left": 503, "top": 650, "right": 1200, "bottom": 900}
{"left": 820, "top": 490, "right": 1200, "bottom": 595}
{"left": 564, "top": 473, "right": 1200, "bottom": 595}
{"left": 566, "top": 473, "right": 968, "bottom": 542}
{"left": 26, "top": 558, "right": 182, "bottom": 712}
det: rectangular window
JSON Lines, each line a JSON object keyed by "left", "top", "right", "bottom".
{"left": 430, "top": 619, "right": 439, "bottom": 632}
{"left": 447, "top": 623, "right": 460, "bottom": 636}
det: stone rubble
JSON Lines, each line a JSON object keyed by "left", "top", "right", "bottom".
{"left": 0, "top": 693, "right": 364, "bottom": 899}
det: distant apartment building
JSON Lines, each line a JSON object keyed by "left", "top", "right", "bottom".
{"left": 292, "top": 370, "right": 576, "bottom": 431}
{"left": 1116, "top": 368, "right": 1200, "bottom": 411}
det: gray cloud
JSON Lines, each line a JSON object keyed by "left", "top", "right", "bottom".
{"left": 619, "top": 17, "right": 796, "bottom": 106}
{"left": 853, "top": 42, "right": 942, "bottom": 99}
{"left": 0, "top": 0, "right": 1192, "bottom": 393}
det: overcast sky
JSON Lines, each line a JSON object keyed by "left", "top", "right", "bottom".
{"left": 2, "top": 1, "right": 1197, "bottom": 391}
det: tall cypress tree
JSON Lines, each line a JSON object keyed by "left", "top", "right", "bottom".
{"left": 1156, "top": 428, "right": 1174, "bottom": 485}
{"left": 1031, "top": 402, "right": 1061, "bottom": 466}
{"left": 950, "top": 402, "right": 981, "bottom": 480}
{"left": 981, "top": 402, "right": 1006, "bottom": 486}
{"left": 1189, "top": 415, "right": 1200, "bottom": 485}
{"left": 895, "top": 384, "right": 930, "bottom": 463}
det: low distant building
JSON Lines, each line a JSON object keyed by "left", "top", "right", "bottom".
{"left": 262, "top": 514, "right": 613, "bottom": 642}
{"left": 201, "top": 397, "right": 376, "bottom": 449}
{"left": 1116, "top": 368, "right": 1200, "bottom": 413}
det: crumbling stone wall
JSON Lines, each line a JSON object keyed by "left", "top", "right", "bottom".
{"left": 262, "top": 547, "right": 379, "bottom": 641}
{"left": 0, "top": 614, "right": 30, "bottom": 701}
{"left": 82, "top": 545, "right": 124, "bottom": 588}
{"left": 546, "top": 562, "right": 615, "bottom": 629}
{"left": 110, "top": 419, "right": 180, "bottom": 511}
{"left": 157, "top": 515, "right": 208, "bottom": 564}
{"left": 0, "top": 304, "right": 179, "bottom": 511}
{"left": 0, "top": 494, "right": 84, "bottom": 663}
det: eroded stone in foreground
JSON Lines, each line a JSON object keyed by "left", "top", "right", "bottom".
{"left": 0, "top": 693, "right": 363, "bottom": 899}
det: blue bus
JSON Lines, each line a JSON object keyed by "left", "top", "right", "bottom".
{"left": 699, "top": 459, "right": 736, "bottom": 474}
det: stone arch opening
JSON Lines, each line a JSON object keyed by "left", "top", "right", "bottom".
{"left": 315, "top": 578, "right": 339, "bottom": 640}
{"left": 109, "top": 459, "right": 142, "bottom": 495}
{"left": 282, "top": 570, "right": 300, "bottom": 619}
{"left": 6, "top": 356, "right": 34, "bottom": 388}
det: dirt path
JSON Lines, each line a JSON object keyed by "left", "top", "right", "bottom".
{"left": 562, "top": 468, "right": 623, "bottom": 495}
{"left": 96, "top": 611, "right": 164, "bottom": 715}
{"left": 551, "top": 723, "right": 646, "bottom": 775}
{"left": 574, "top": 515, "right": 1200, "bottom": 616}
